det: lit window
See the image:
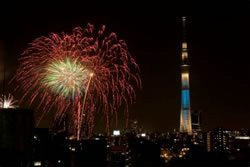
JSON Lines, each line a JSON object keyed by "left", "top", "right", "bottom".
{"left": 113, "top": 130, "right": 120, "bottom": 136}
{"left": 34, "top": 161, "right": 41, "bottom": 166}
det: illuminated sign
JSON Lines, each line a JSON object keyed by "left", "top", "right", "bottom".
{"left": 235, "top": 136, "right": 250, "bottom": 140}
{"left": 113, "top": 130, "right": 120, "bottom": 136}
{"left": 34, "top": 161, "right": 42, "bottom": 166}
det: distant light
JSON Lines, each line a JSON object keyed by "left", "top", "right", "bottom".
{"left": 174, "top": 138, "right": 179, "bottom": 142}
{"left": 69, "top": 135, "right": 75, "bottom": 140}
{"left": 71, "top": 147, "right": 76, "bottom": 151}
{"left": 113, "top": 130, "right": 120, "bottom": 136}
{"left": 34, "top": 161, "right": 41, "bottom": 166}
{"left": 235, "top": 136, "right": 250, "bottom": 140}
{"left": 237, "top": 148, "right": 240, "bottom": 151}
{"left": 141, "top": 133, "right": 146, "bottom": 137}
{"left": 95, "top": 137, "right": 100, "bottom": 140}
{"left": 34, "top": 136, "right": 37, "bottom": 140}
{"left": 58, "top": 160, "right": 61, "bottom": 163}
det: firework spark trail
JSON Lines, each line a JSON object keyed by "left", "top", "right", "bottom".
{"left": 14, "top": 23, "right": 141, "bottom": 137}
{"left": 0, "top": 94, "right": 18, "bottom": 109}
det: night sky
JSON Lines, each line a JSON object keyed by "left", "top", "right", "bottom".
{"left": 0, "top": 1, "right": 249, "bottom": 132}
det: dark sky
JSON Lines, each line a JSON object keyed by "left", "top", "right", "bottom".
{"left": 0, "top": 1, "right": 249, "bottom": 132}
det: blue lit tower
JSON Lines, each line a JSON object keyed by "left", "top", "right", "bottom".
{"left": 179, "top": 16, "right": 192, "bottom": 135}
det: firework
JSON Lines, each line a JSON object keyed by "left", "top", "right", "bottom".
{"left": 14, "top": 23, "right": 141, "bottom": 138}
{"left": 0, "top": 94, "right": 18, "bottom": 109}
{"left": 41, "top": 57, "right": 91, "bottom": 99}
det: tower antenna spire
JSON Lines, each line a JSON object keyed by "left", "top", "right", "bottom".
{"left": 182, "top": 16, "right": 186, "bottom": 42}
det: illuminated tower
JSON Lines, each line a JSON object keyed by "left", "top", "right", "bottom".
{"left": 179, "top": 16, "right": 192, "bottom": 135}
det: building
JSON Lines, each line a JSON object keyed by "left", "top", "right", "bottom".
{"left": 206, "top": 131, "right": 212, "bottom": 152}
{"left": 191, "top": 110, "right": 202, "bottom": 132}
{"left": 179, "top": 16, "right": 192, "bottom": 135}
{"left": 72, "top": 138, "right": 107, "bottom": 166}
{"left": 205, "top": 128, "right": 230, "bottom": 152}
{"left": 129, "top": 138, "right": 165, "bottom": 167}
{"left": 233, "top": 136, "right": 250, "bottom": 150}
{"left": 33, "top": 128, "right": 50, "bottom": 166}
{"left": 108, "top": 135, "right": 129, "bottom": 167}
{"left": 0, "top": 108, "right": 34, "bottom": 166}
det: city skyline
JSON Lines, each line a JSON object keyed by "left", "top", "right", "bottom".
{"left": 0, "top": 2, "right": 249, "bottom": 132}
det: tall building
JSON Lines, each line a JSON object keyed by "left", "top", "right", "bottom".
{"left": 205, "top": 128, "right": 230, "bottom": 152}
{"left": 179, "top": 16, "right": 192, "bottom": 135}
{"left": 0, "top": 109, "right": 33, "bottom": 165}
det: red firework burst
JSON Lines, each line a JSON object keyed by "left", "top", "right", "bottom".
{"left": 14, "top": 23, "right": 141, "bottom": 138}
